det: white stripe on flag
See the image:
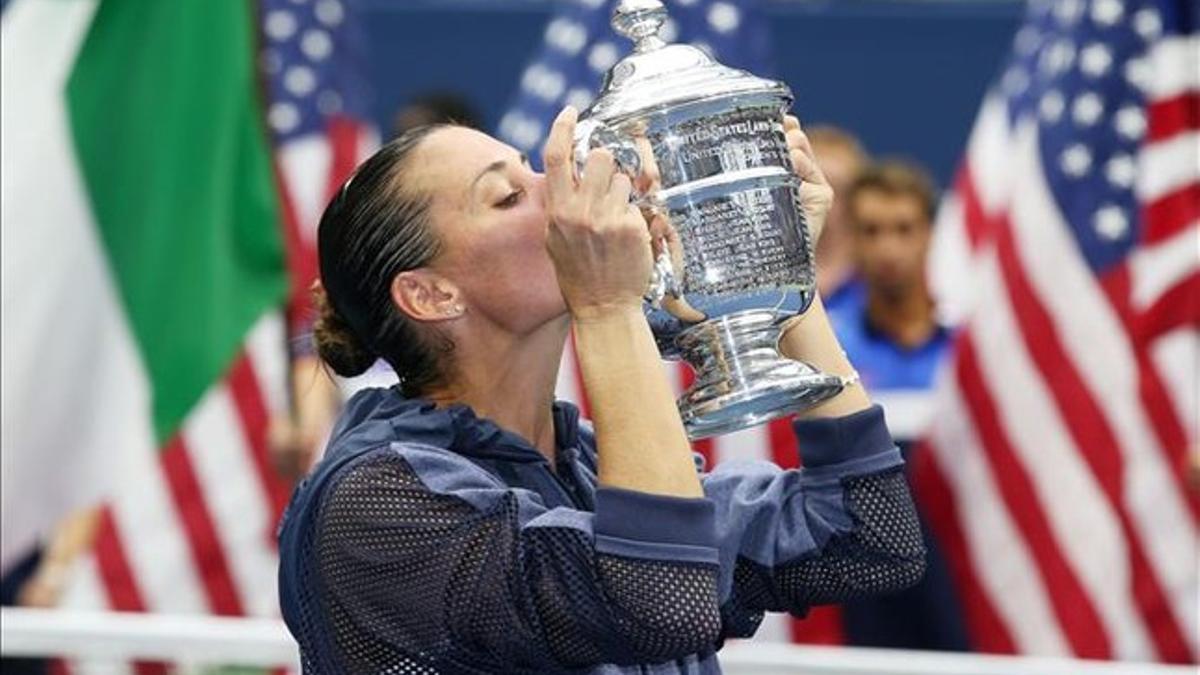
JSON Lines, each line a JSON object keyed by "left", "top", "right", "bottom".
{"left": 1145, "top": 36, "right": 1200, "bottom": 100}
{"left": 873, "top": 390, "right": 938, "bottom": 441}
{"left": 1130, "top": 222, "right": 1200, "bottom": 310}
{"left": 0, "top": 0, "right": 149, "bottom": 573}
{"left": 60, "top": 557, "right": 136, "bottom": 675}
{"left": 68, "top": 658, "right": 134, "bottom": 675}
{"left": 929, "top": 376, "right": 1069, "bottom": 655}
{"left": 666, "top": 361, "right": 686, "bottom": 398}
{"left": 968, "top": 250, "right": 1153, "bottom": 658}
{"left": 556, "top": 337, "right": 687, "bottom": 412}
{"left": 182, "top": 385, "right": 281, "bottom": 618}
{"left": 714, "top": 423, "right": 771, "bottom": 466}
{"left": 964, "top": 95, "right": 1015, "bottom": 215}
{"left": 929, "top": 189, "right": 977, "bottom": 326}
{"left": 555, "top": 338, "right": 587, "bottom": 409}
{"left": 359, "top": 126, "right": 381, "bottom": 164}
{"left": 245, "top": 312, "right": 290, "bottom": 417}
{"left": 60, "top": 555, "right": 108, "bottom": 612}
{"left": 279, "top": 136, "right": 334, "bottom": 242}
{"left": 108, "top": 443, "right": 208, "bottom": 614}
{"left": 1150, "top": 331, "right": 1199, "bottom": 442}
{"left": 1136, "top": 131, "right": 1200, "bottom": 204}
{"left": 1006, "top": 122, "right": 1199, "bottom": 648}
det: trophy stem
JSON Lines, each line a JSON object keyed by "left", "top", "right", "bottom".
{"left": 675, "top": 309, "right": 844, "bottom": 439}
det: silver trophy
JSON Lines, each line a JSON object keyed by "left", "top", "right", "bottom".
{"left": 574, "top": 0, "right": 843, "bottom": 438}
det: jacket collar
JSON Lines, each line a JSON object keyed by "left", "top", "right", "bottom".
{"left": 333, "top": 386, "right": 582, "bottom": 464}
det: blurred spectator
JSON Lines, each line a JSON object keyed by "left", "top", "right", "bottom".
{"left": 831, "top": 160, "right": 949, "bottom": 396}
{"left": 809, "top": 126, "right": 867, "bottom": 315}
{"left": 269, "top": 347, "right": 343, "bottom": 482}
{"left": 391, "top": 91, "right": 482, "bottom": 138}
{"left": 829, "top": 160, "right": 966, "bottom": 651}
{"left": 0, "top": 509, "right": 99, "bottom": 674}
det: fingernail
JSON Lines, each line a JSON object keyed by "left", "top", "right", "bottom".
{"left": 561, "top": 105, "right": 577, "bottom": 120}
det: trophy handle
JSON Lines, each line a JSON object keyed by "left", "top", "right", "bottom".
{"left": 646, "top": 245, "right": 681, "bottom": 308}
{"left": 573, "top": 119, "right": 681, "bottom": 307}
{"left": 573, "top": 118, "right": 642, "bottom": 181}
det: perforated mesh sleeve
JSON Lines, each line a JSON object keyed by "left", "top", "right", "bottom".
{"left": 720, "top": 467, "right": 926, "bottom": 638}
{"left": 298, "top": 452, "right": 721, "bottom": 673}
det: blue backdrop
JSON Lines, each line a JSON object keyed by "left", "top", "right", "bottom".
{"left": 359, "top": 0, "right": 1023, "bottom": 188}
{"left": 0, "top": 0, "right": 1023, "bottom": 186}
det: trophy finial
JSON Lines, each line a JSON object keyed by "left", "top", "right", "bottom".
{"left": 613, "top": 0, "right": 669, "bottom": 52}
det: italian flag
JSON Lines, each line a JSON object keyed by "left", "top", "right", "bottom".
{"left": 1, "top": 0, "right": 295, "bottom": 635}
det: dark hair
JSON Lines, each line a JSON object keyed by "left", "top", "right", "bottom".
{"left": 391, "top": 92, "right": 482, "bottom": 138}
{"left": 846, "top": 160, "right": 939, "bottom": 223}
{"left": 314, "top": 125, "right": 453, "bottom": 395}
{"left": 807, "top": 125, "right": 867, "bottom": 165}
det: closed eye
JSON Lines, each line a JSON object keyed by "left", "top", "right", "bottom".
{"left": 495, "top": 188, "right": 524, "bottom": 209}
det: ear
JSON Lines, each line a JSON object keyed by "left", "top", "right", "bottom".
{"left": 390, "top": 270, "right": 465, "bottom": 323}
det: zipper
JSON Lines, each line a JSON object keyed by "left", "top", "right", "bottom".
{"left": 544, "top": 460, "right": 583, "bottom": 509}
{"left": 554, "top": 447, "right": 597, "bottom": 510}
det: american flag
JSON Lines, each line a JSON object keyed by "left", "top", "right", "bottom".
{"left": 262, "top": 0, "right": 377, "bottom": 334}
{"left": 497, "top": 0, "right": 773, "bottom": 158}
{"left": 54, "top": 3, "right": 376, "bottom": 673}
{"left": 499, "top": 0, "right": 850, "bottom": 646}
{"left": 918, "top": 0, "right": 1198, "bottom": 663}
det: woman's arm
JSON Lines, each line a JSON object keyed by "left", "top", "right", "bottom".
{"left": 777, "top": 114, "right": 872, "bottom": 418}
{"left": 542, "top": 107, "right": 704, "bottom": 499}
{"left": 704, "top": 408, "right": 925, "bottom": 637}
{"left": 308, "top": 446, "right": 722, "bottom": 669}
{"left": 779, "top": 294, "right": 872, "bottom": 418}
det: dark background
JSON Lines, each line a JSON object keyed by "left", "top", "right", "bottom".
{"left": 358, "top": 0, "right": 1023, "bottom": 187}
{"left": 0, "top": 0, "right": 1021, "bottom": 188}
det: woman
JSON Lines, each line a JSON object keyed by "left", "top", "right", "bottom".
{"left": 277, "top": 107, "right": 925, "bottom": 674}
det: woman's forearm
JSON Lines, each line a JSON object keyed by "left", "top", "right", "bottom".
{"left": 574, "top": 305, "right": 704, "bottom": 498}
{"left": 779, "top": 295, "right": 872, "bottom": 418}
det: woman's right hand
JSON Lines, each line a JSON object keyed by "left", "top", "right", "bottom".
{"left": 542, "top": 107, "right": 654, "bottom": 321}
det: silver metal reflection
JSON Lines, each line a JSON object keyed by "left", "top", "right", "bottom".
{"left": 574, "top": 0, "right": 843, "bottom": 438}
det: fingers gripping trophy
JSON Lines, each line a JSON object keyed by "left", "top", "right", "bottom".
{"left": 573, "top": 0, "right": 845, "bottom": 438}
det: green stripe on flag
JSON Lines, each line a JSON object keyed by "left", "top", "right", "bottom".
{"left": 67, "top": 1, "right": 286, "bottom": 443}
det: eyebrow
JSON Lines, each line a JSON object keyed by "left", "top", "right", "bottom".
{"left": 470, "top": 153, "right": 531, "bottom": 192}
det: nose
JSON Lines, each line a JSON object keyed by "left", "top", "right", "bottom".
{"left": 530, "top": 170, "right": 549, "bottom": 206}
{"left": 875, "top": 239, "right": 905, "bottom": 265}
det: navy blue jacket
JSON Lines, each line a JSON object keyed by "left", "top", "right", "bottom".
{"left": 278, "top": 387, "right": 924, "bottom": 673}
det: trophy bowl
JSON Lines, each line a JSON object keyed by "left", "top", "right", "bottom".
{"left": 574, "top": 0, "right": 844, "bottom": 439}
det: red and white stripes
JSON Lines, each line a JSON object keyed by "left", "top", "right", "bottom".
{"left": 920, "top": 33, "right": 1199, "bottom": 664}
{"left": 58, "top": 314, "right": 296, "bottom": 673}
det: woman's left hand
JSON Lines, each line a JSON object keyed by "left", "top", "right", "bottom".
{"left": 785, "top": 115, "right": 834, "bottom": 244}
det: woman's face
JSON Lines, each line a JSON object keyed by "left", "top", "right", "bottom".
{"left": 410, "top": 126, "right": 566, "bottom": 334}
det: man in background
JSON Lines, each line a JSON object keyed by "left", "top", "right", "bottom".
{"left": 830, "top": 160, "right": 966, "bottom": 651}
{"left": 831, "top": 161, "right": 949, "bottom": 403}
{"left": 809, "top": 126, "right": 867, "bottom": 315}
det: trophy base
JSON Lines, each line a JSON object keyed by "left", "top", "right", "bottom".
{"left": 675, "top": 309, "right": 845, "bottom": 439}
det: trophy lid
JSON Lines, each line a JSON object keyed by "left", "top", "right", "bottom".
{"left": 584, "top": 0, "right": 790, "bottom": 122}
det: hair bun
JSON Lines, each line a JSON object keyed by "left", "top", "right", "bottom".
{"left": 312, "top": 283, "right": 377, "bottom": 377}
